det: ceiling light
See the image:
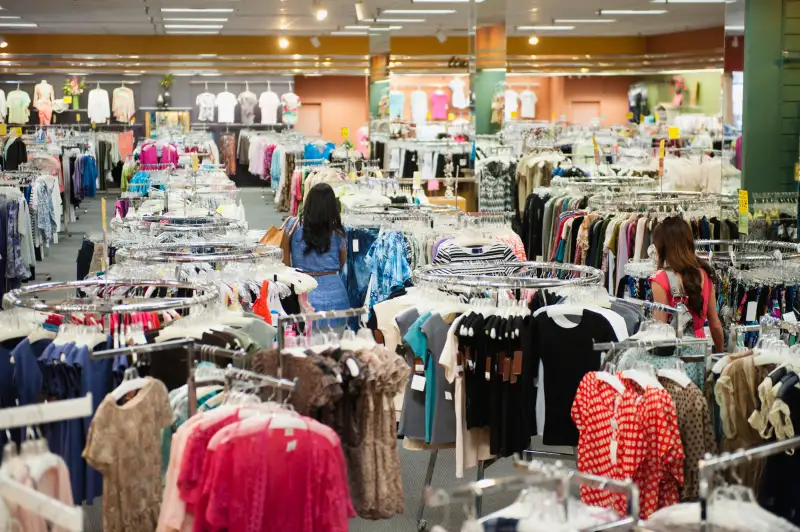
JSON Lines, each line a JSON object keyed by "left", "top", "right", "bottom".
{"left": 0, "top": 23, "right": 36, "bottom": 27}
{"left": 383, "top": 9, "right": 456, "bottom": 14}
{"left": 200, "top": 72, "right": 222, "bottom": 76}
{"left": 166, "top": 30, "right": 220, "bottom": 34}
{"left": 370, "top": 26, "right": 402, "bottom": 31}
{"left": 0, "top": 16, "right": 20, "bottom": 19}
{"left": 375, "top": 18, "right": 425, "bottom": 22}
{"left": 163, "top": 17, "right": 229, "bottom": 21}
{"left": 436, "top": 30, "right": 447, "bottom": 43}
{"left": 278, "top": 37, "right": 290, "bottom": 48}
{"left": 345, "top": 25, "right": 371, "bottom": 29}
{"left": 725, "top": 25, "right": 745, "bottom": 31}
{"left": 161, "top": 8, "right": 234, "bottom": 13}
{"left": 528, "top": 35, "right": 539, "bottom": 45}
{"left": 0, "top": 36, "right": 7, "bottom": 49}
{"left": 355, "top": 1, "right": 368, "bottom": 21}
{"left": 164, "top": 24, "right": 224, "bottom": 29}
{"left": 330, "top": 31, "right": 368, "bottom": 35}
{"left": 315, "top": 7, "right": 328, "bottom": 20}
{"left": 554, "top": 19, "right": 616, "bottom": 23}
{"left": 516, "top": 25, "right": 575, "bottom": 30}
{"left": 310, "top": 36, "right": 321, "bottom": 47}
{"left": 598, "top": 9, "right": 667, "bottom": 15}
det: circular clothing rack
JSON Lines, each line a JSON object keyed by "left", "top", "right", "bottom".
{"left": 2, "top": 279, "right": 221, "bottom": 314}
{"left": 413, "top": 261, "right": 604, "bottom": 291}
{"left": 695, "top": 239, "right": 800, "bottom": 265}
{"left": 114, "top": 242, "right": 283, "bottom": 265}
{"left": 110, "top": 214, "right": 247, "bottom": 234}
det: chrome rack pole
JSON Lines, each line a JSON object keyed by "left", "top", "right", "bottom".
{"left": 698, "top": 435, "right": 800, "bottom": 532}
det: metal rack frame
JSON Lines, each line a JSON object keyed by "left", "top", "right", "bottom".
{"left": 593, "top": 336, "right": 713, "bottom": 363}
{"left": 115, "top": 242, "right": 282, "bottom": 265}
{"left": 413, "top": 261, "right": 605, "bottom": 290}
{"left": 2, "top": 279, "right": 220, "bottom": 314}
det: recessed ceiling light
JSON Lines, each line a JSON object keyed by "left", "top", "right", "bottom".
{"left": 330, "top": 31, "right": 368, "bottom": 35}
{"left": 528, "top": 35, "right": 539, "bottom": 45}
{"left": 598, "top": 9, "right": 667, "bottom": 15}
{"left": 516, "top": 25, "right": 575, "bottom": 30}
{"left": 278, "top": 37, "right": 290, "bottom": 48}
{"left": 161, "top": 8, "right": 234, "bottom": 13}
{"left": 0, "top": 16, "right": 20, "bottom": 19}
{"left": 315, "top": 7, "right": 328, "bottom": 20}
{"left": 383, "top": 9, "right": 456, "bottom": 14}
{"left": 164, "top": 24, "right": 224, "bottom": 29}
{"left": 554, "top": 19, "right": 616, "bottom": 23}
{"left": 0, "top": 23, "right": 36, "bottom": 27}
{"left": 374, "top": 18, "right": 425, "bottom": 22}
{"left": 163, "top": 17, "right": 229, "bottom": 22}
{"left": 166, "top": 30, "right": 221, "bottom": 34}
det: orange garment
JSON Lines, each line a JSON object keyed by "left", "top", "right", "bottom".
{"left": 118, "top": 130, "right": 134, "bottom": 161}
{"left": 252, "top": 280, "right": 273, "bottom": 324}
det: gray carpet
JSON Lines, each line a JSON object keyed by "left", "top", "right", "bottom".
{"left": 39, "top": 189, "right": 574, "bottom": 531}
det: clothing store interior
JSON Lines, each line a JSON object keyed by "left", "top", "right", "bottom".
{"left": 2, "top": 0, "right": 798, "bottom": 531}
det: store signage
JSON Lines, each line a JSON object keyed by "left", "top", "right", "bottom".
{"left": 738, "top": 189, "right": 749, "bottom": 235}
{"left": 10, "top": 127, "right": 21, "bottom": 137}
{"left": 76, "top": 114, "right": 81, "bottom": 122}
{"left": 668, "top": 126, "right": 680, "bottom": 140}
{"left": 341, "top": 127, "right": 349, "bottom": 139}
{"left": 0, "top": 124, "right": 7, "bottom": 136}
{"left": 447, "top": 113, "right": 455, "bottom": 121}
{"left": 658, "top": 139, "right": 665, "bottom": 178}
{"left": 448, "top": 56, "right": 468, "bottom": 69}
{"left": 63, "top": 96, "right": 72, "bottom": 104}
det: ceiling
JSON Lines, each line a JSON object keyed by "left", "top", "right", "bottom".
{"left": 0, "top": 0, "right": 737, "bottom": 37}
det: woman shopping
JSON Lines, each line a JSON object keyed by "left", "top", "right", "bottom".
{"left": 281, "top": 183, "right": 350, "bottom": 317}
{"left": 650, "top": 216, "right": 725, "bottom": 353}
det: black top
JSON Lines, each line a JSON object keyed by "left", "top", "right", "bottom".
{"left": 533, "top": 309, "right": 621, "bottom": 446}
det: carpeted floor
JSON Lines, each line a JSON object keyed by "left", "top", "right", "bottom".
{"left": 44, "top": 188, "right": 574, "bottom": 531}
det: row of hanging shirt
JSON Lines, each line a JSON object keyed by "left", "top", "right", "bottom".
{"left": 87, "top": 84, "right": 136, "bottom": 124}
{"left": 195, "top": 88, "right": 300, "bottom": 125}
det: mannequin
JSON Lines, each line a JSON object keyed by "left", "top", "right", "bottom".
{"left": 34, "top": 79, "right": 54, "bottom": 125}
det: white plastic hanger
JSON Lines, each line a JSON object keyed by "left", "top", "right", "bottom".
{"left": 596, "top": 371, "right": 625, "bottom": 394}
{"left": 109, "top": 376, "right": 151, "bottom": 401}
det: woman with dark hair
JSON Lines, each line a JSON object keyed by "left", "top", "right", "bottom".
{"left": 651, "top": 216, "right": 724, "bottom": 352}
{"left": 280, "top": 183, "right": 349, "bottom": 313}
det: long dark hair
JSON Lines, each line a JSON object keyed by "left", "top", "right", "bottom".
{"left": 652, "top": 217, "right": 715, "bottom": 315}
{"left": 301, "top": 183, "right": 344, "bottom": 255}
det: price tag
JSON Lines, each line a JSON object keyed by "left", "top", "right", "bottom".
{"left": 626, "top": 112, "right": 634, "bottom": 120}
{"left": 668, "top": 126, "right": 680, "bottom": 140}
{"left": 592, "top": 135, "right": 600, "bottom": 165}
{"left": 738, "top": 189, "right": 749, "bottom": 214}
{"left": 91, "top": 122, "right": 96, "bottom": 130}
{"left": 511, "top": 111, "right": 518, "bottom": 119}
{"left": 447, "top": 112, "right": 455, "bottom": 121}
{"left": 658, "top": 139, "right": 665, "bottom": 177}
{"left": 426, "top": 112, "right": 432, "bottom": 120}
{"left": 412, "top": 171, "right": 421, "bottom": 190}
{"left": 444, "top": 391, "right": 453, "bottom": 401}
{"left": 191, "top": 153, "right": 199, "bottom": 171}
{"left": 52, "top": 115, "right": 56, "bottom": 124}
{"left": 341, "top": 127, "right": 349, "bottom": 139}
{"left": 0, "top": 124, "right": 6, "bottom": 136}
{"left": 352, "top": 238, "right": 359, "bottom": 253}
{"left": 63, "top": 96, "right": 72, "bottom": 104}
{"left": 10, "top": 127, "right": 21, "bottom": 137}
{"left": 745, "top": 301, "right": 757, "bottom": 322}
{"left": 738, "top": 189, "right": 749, "bottom": 234}
{"left": 130, "top": 116, "right": 136, "bottom": 124}
{"left": 795, "top": 163, "right": 799, "bottom": 182}
{"left": 655, "top": 112, "right": 660, "bottom": 122}
{"left": 411, "top": 374, "right": 426, "bottom": 392}
{"left": 76, "top": 114, "right": 81, "bottom": 122}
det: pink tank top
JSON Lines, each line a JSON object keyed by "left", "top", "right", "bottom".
{"left": 649, "top": 269, "right": 711, "bottom": 337}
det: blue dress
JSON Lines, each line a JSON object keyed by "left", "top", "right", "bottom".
{"left": 289, "top": 220, "right": 350, "bottom": 320}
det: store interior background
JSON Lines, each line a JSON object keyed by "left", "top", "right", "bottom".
{"left": 0, "top": 0, "right": 750, "bottom": 529}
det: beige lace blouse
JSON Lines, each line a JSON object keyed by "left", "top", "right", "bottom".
{"left": 83, "top": 379, "right": 172, "bottom": 532}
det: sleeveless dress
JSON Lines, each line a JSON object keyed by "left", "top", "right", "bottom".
{"left": 289, "top": 219, "right": 350, "bottom": 321}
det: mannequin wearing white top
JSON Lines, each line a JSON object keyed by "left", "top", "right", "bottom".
{"left": 34, "top": 81, "right": 54, "bottom": 107}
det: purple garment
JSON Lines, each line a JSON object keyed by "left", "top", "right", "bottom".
{"left": 432, "top": 236, "right": 453, "bottom": 263}
{"left": 264, "top": 144, "right": 276, "bottom": 179}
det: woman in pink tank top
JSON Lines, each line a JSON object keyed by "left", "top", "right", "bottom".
{"left": 649, "top": 217, "right": 724, "bottom": 352}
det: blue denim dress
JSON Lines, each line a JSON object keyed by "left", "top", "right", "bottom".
{"left": 289, "top": 220, "right": 350, "bottom": 321}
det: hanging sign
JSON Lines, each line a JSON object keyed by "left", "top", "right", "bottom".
{"left": 191, "top": 153, "right": 199, "bottom": 171}
{"left": 738, "top": 189, "right": 749, "bottom": 235}
{"left": 668, "top": 126, "right": 680, "bottom": 140}
{"left": 412, "top": 171, "right": 422, "bottom": 191}
{"left": 658, "top": 139, "right": 666, "bottom": 178}
{"left": 447, "top": 113, "right": 455, "bottom": 121}
{"left": 592, "top": 135, "right": 600, "bottom": 165}
{"left": 510, "top": 111, "right": 518, "bottom": 119}
{"left": 341, "top": 127, "right": 349, "bottom": 139}
{"left": 75, "top": 114, "right": 81, "bottom": 122}
{"left": 10, "top": 127, "right": 21, "bottom": 137}
{"left": 626, "top": 112, "right": 634, "bottom": 121}
{"left": 63, "top": 96, "right": 72, "bottom": 104}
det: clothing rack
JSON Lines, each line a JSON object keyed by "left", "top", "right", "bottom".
{"left": 593, "top": 336, "right": 713, "bottom": 362}
{"left": 734, "top": 314, "right": 800, "bottom": 335}
{"left": 0, "top": 397, "right": 90, "bottom": 532}
{"left": 115, "top": 243, "right": 282, "bottom": 265}
{"left": 695, "top": 239, "right": 800, "bottom": 264}
{"left": 698, "top": 435, "right": 800, "bottom": 531}
{"left": 425, "top": 462, "right": 639, "bottom": 532}
{"left": 413, "top": 261, "right": 605, "bottom": 291}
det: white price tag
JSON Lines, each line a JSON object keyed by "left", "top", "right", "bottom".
{"left": 346, "top": 358, "right": 360, "bottom": 377}
{"left": 415, "top": 364, "right": 424, "bottom": 373}
{"left": 445, "top": 391, "right": 453, "bottom": 401}
{"left": 286, "top": 440, "right": 297, "bottom": 452}
{"left": 785, "top": 312, "right": 798, "bottom": 323}
{"left": 352, "top": 238, "right": 359, "bottom": 253}
{"left": 745, "top": 301, "right": 757, "bottom": 322}
{"left": 411, "top": 374, "right": 426, "bottom": 392}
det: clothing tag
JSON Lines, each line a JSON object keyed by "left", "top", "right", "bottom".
{"left": 610, "top": 439, "right": 618, "bottom": 465}
{"left": 785, "top": 312, "right": 798, "bottom": 323}
{"left": 459, "top": 157, "right": 467, "bottom": 166}
{"left": 535, "top": 255, "right": 543, "bottom": 262}
{"left": 456, "top": 364, "right": 464, "bottom": 374}
{"left": 746, "top": 301, "right": 757, "bottom": 322}
{"left": 502, "top": 356, "right": 511, "bottom": 382}
{"left": 286, "top": 440, "right": 297, "bottom": 452}
{"left": 512, "top": 351, "right": 523, "bottom": 375}
{"left": 345, "top": 358, "right": 360, "bottom": 377}
{"left": 411, "top": 374, "right": 426, "bottom": 392}
{"left": 445, "top": 391, "right": 453, "bottom": 401}
{"left": 352, "top": 238, "right": 359, "bottom": 253}
{"left": 415, "top": 364, "right": 425, "bottom": 373}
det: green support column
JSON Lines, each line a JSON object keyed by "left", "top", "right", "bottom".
{"left": 743, "top": 0, "right": 791, "bottom": 192}
{"left": 474, "top": 70, "right": 504, "bottom": 135}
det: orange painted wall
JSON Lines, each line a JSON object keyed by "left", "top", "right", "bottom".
{"left": 388, "top": 74, "right": 471, "bottom": 123}
{"left": 506, "top": 76, "right": 636, "bottom": 125}
{"left": 293, "top": 75, "right": 369, "bottom": 143}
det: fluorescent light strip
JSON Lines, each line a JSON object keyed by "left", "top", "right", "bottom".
{"left": 382, "top": 9, "right": 456, "bottom": 14}
{"left": 374, "top": 18, "right": 426, "bottom": 22}
{"left": 163, "top": 17, "right": 229, "bottom": 22}
{"left": 164, "top": 24, "right": 224, "bottom": 29}
{"left": 0, "top": 23, "right": 36, "bottom": 27}
{"left": 330, "top": 31, "right": 368, "bottom": 35}
{"left": 554, "top": 19, "right": 616, "bottom": 23}
{"left": 345, "top": 25, "right": 370, "bottom": 29}
{"left": 725, "top": 25, "right": 745, "bottom": 31}
{"left": 166, "top": 30, "right": 221, "bottom": 34}
{"left": 161, "top": 8, "right": 234, "bottom": 13}
{"left": 599, "top": 9, "right": 667, "bottom": 15}
{"left": 516, "top": 25, "right": 575, "bottom": 30}
{"left": 345, "top": 25, "right": 401, "bottom": 30}
{"left": 0, "top": 16, "right": 20, "bottom": 19}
